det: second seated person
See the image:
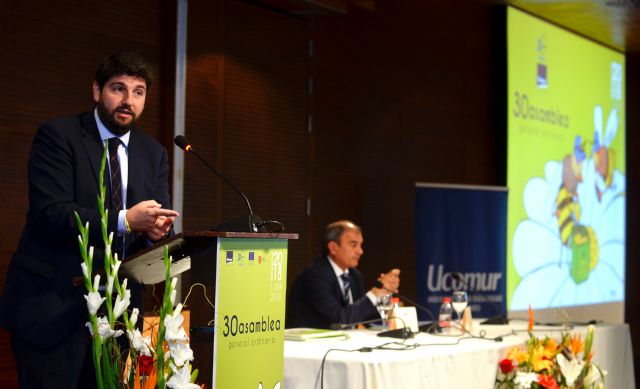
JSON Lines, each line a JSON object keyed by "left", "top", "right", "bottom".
{"left": 288, "top": 220, "right": 401, "bottom": 329}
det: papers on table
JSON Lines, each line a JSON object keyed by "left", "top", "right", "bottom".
{"left": 284, "top": 328, "right": 349, "bottom": 342}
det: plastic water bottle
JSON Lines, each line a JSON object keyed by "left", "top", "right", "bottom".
{"left": 389, "top": 297, "right": 401, "bottom": 329}
{"left": 438, "top": 297, "right": 453, "bottom": 333}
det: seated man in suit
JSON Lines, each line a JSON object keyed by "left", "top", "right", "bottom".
{"left": 288, "top": 220, "right": 400, "bottom": 329}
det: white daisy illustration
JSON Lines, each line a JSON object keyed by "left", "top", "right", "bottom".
{"left": 511, "top": 109, "right": 625, "bottom": 310}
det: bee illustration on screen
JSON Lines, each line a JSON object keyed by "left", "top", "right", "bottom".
{"left": 554, "top": 135, "right": 599, "bottom": 284}
{"left": 555, "top": 135, "right": 586, "bottom": 246}
{"left": 592, "top": 105, "right": 619, "bottom": 202}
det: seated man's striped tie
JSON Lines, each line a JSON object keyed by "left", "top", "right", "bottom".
{"left": 340, "top": 273, "right": 351, "bottom": 304}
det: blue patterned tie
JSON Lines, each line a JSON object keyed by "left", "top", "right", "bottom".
{"left": 340, "top": 273, "right": 351, "bottom": 303}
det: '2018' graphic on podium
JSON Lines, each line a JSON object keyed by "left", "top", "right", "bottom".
{"left": 214, "top": 238, "right": 288, "bottom": 389}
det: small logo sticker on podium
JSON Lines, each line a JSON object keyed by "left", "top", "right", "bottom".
{"left": 226, "top": 251, "right": 234, "bottom": 263}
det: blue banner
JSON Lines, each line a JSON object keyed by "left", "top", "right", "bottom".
{"left": 415, "top": 184, "right": 507, "bottom": 320}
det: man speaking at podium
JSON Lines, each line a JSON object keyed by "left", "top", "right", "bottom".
{"left": 288, "top": 220, "right": 400, "bottom": 329}
{"left": 2, "top": 52, "right": 179, "bottom": 388}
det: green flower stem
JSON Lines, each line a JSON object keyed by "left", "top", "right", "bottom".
{"left": 156, "top": 245, "right": 173, "bottom": 389}
{"left": 93, "top": 338, "right": 104, "bottom": 389}
{"left": 75, "top": 144, "right": 187, "bottom": 388}
{"left": 75, "top": 146, "right": 126, "bottom": 388}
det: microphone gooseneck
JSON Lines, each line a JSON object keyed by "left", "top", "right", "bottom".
{"left": 174, "top": 135, "right": 255, "bottom": 217}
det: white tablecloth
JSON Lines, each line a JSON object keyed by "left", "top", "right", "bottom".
{"left": 284, "top": 322, "right": 635, "bottom": 389}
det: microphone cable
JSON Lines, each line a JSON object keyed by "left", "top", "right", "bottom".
{"left": 319, "top": 330, "right": 508, "bottom": 389}
{"left": 320, "top": 337, "right": 418, "bottom": 389}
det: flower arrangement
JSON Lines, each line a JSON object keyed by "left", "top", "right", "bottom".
{"left": 495, "top": 306, "right": 606, "bottom": 389}
{"left": 75, "top": 147, "right": 200, "bottom": 389}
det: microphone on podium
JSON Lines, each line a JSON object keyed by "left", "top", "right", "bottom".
{"left": 174, "top": 135, "right": 284, "bottom": 233}
{"left": 450, "top": 272, "right": 509, "bottom": 325}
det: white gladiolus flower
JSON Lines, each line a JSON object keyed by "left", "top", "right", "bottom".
{"left": 112, "top": 258, "right": 121, "bottom": 275}
{"left": 106, "top": 274, "right": 115, "bottom": 295}
{"left": 557, "top": 353, "right": 584, "bottom": 387}
{"left": 127, "top": 329, "right": 151, "bottom": 355}
{"left": 85, "top": 321, "right": 93, "bottom": 335}
{"left": 88, "top": 316, "right": 123, "bottom": 340}
{"left": 121, "top": 278, "right": 128, "bottom": 293}
{"left": 166, "top": 364, "right": 200, "bottom": 389}
{"left": 171, "top": 277, "right": 178, "bottom": 290}
{"left": 113, "top": 289, "right": 131, "bottom": 319}
{"left": 81, "top": 262, "right": 89, "bottom": 279}
{"left": 164, "top": 311, "right": 188, "bottom": 342}
{"left": 168, "top": 340, "right": 194, "bottom": 367}
{"left": 85, "top": 291, "right": 106, "bottom": 315}
{"left": 170, "top": 290, "right": 177, "bottom": 305}
{"left": 92, "top": 274, "right": 101, "bottom": 292}
{"left": 88, "top": 246, "right": 94, "bottom": 261}
{"left": 129, "top": 307, "right": 139, "bottom": 327}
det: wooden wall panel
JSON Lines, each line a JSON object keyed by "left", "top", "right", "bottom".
{"left": 182, "top": 0, "right": 309, "bottom": 383}
{"left": 309, "top": 3, "right": 500, "bottom": 296}
{"left": 223, "top": 1, "right": 309, "bottom": 270}
{"left": 182, "top": 0, "right": 225, "bottom": 231}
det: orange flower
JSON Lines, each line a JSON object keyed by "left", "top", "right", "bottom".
{"left": 507, "top": 346, "right": 528, "bottom": 365}
{"left": 543, "top": 338, "right": 559, "bottom": 359}
{"left": 570, "top": 333, "right": 585, "bottom": 356}
{"left": 531, "top": 345, "right": 553, "bottom": 372}
{"left": 537, "top": 373, "right": 560, "bottom": 389}
{"left": 528, "top": 304, "right": 534, "bottom": 333}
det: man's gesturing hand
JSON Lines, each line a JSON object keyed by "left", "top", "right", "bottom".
{"left": 126, "top": 200, "right": 179, "bottom": 240}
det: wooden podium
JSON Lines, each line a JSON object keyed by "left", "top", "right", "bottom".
{"left": 122, "top": 231, "right": 298, "bottom": 388}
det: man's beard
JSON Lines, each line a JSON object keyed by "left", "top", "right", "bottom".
{"left": 96, "top": 101, "right": 138, "bottom": 136}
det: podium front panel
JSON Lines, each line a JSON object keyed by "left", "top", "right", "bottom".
{"left": 212, "top": 237, "right": 288, "bottom": 389}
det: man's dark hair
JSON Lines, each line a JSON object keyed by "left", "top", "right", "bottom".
{"left": 322, "top": 220, "right": 362, "bottom": 256}
{"left": 95, "top": 51, "right": 153, "bottom": 90}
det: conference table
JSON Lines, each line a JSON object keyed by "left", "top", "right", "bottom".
{"left": 283, "top": 321, "right": 635, "bottom": 389}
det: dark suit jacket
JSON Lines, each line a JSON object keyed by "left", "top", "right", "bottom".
{"left": 2, "top": 111, "right": 171, "bottom": 348}
{"left": 287, "top": 256, "right": 379, "bottom": 329}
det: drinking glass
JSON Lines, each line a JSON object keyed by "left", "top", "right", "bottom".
{"left": 451, "top": 291, "right": 468, "bottom": 326}
{"left": 376, "top": 293, "right": 393, "bottom": 329}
